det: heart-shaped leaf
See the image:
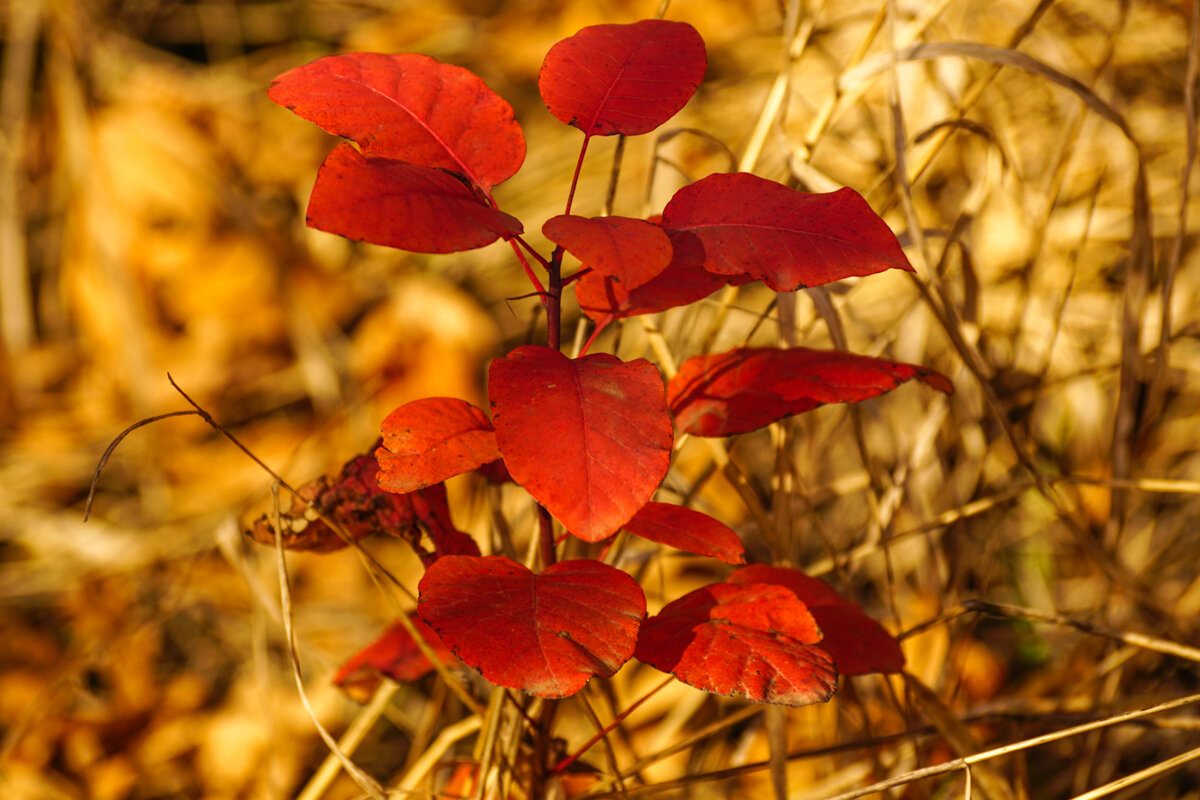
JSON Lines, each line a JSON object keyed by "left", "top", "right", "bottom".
{"left": 488, "top": 346, "right": 673, "bottom": 542}
{"left": 728, "top": 565, "right": 904, "bottom": 675}
{"left": 622, "top": 502, "right": 745, "bottom": 564}
{"left": 418, "top": 556, "right": 646, "bottom": 697}
{"left": 377, "top": 397, "right": 501, "bottom": 493}
{"left": 667, "top": 346, "right": 954, "bottom": 437}
{"left": 662, "top": 173, "right": 913, "bottom": 290}
{"left": 332, "top": 614, "right": 456, "bottom": 702}
{"left": 269, "top": 52, "right": 525, "bottom": 190}
{"left": 307, "top": 145, "right": 523, "bottom": 253}
{"left": 538, "top": 20, "right": 707, "bottom": 137}
{"left": 635, "top": 582, "right": 838, "bottom": 707}
{"left": 544, "top": 215, "right": 672, "bottom": 289}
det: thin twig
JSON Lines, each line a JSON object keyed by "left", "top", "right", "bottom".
{"left": 84, "top": 410, "right": 203, "bottom": 521}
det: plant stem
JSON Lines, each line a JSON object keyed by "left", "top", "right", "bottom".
{"left": 537, "top": 504, "right": 557, "bottom": 568}
{"left": 563, "top": 135, "right": 591, "bottom": 216}
{"left": 546, "top": 247, "right": 563, "bottom": 352}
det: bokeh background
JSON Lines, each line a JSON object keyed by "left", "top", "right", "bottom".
{"left": 2, "top": 0, "right": 1199, "bottom": 798}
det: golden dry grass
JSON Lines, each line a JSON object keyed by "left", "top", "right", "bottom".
{"left": 2, "top": 0, "right": 1199, "bottom": 798}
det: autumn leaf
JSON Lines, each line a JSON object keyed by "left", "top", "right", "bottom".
{"left": 635, "top": 582, "right": 837, "bottom": 706}
{"left": 377, "top": 397, "right": 501, "bottom": 493}
{"left": 728, "top": 565, "right": 904, "bottom": 675}
{"left": 573, "top": 229, "right": 750, "bottom": 323}
{"left": 269, "top": 51, "right": 525, "bottom": 190}
{"left": 488, "top": 346, "right": 673, "bottom": 542}
{"left": 245, "top": 451, "right": 411, "bottom": 553}
{"left": 662, "top": 173, "right": 913, "bottom": 291}
{"left": 418, "top": 556, "right": 645, "bottom": 697}
{"left": 307, "top": 144, "right": 523, "bottom": 253}
{"left": 621, "top": 502, "right": 745, "bottom": 564}
{"left": 544, "top": 215, "right": 672, "bottom": 290}
{"left": 332, "top": 614, "right": 456, "bottom": 702}
{"left": 667, "top": 346, "right": 953, "bottom": 437}
{"left": 538, "top": 20, "right": 706, "bottom": 137}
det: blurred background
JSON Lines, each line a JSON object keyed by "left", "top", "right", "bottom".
{"left": 2, "top": 0, "right": 1198, "bottom": 798}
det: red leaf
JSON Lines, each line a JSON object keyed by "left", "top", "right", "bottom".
{"left": 488, "top": 346, "right": 673, "bottom": 542}
{"left": 245, "top": 451, "right": 412, "bottom": 552}
{"left": 404, "top": 483, "right": 481, "bottom": 565}
{"left": 728, "top": 565, "right": 905, "bottom": 675}
{"left": 377, "top": 397, "right": 501, "bottom": 493}
{"left": 662, "top": 173, "right": 913, "bottom": 291}
{"left": 667, "top": 346, "right": 954, "bottom": 437}
{"left": 622, "top": 502, "right": 745, "bottom": 564}
{"left": 575, "top": 263, "right": 728, "bottom": 323}
{"left": 544, "top": 215, "right": 672, "bottom": 290}
{"left": 269, "top": 52, "right": 525, "bottom": 190}
{"left": 332, "top": 614, "right": 456, "bottom": 702}
{"left": 418, "top": 556, "right": 646, "bottom": 697}
{"left": 635, "top": 583, "right": 837, "bottom": 706}
{"left": 538, "top": 20, "right": 706, "bottom": 137}
{"left": 307, "top": 144, "right": 523, "bottom": 253}
{"left": 574, "top": 229, "right": 749, "bottom": 323}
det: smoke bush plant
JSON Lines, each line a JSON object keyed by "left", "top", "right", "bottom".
{"left": 259, "top": 16, "right": 953, "bottom": 794}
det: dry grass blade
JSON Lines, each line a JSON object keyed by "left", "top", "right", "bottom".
{"left": 1066, "top": 743, "right": 1200, "bottom": 800}
{"left": 817, "top": 692, "right": 1200, "bottom": 800}
{"left": 903, "top": 672, "right": 1014, "bottom": 800}
{"left": 963, "top": 600, "right": 1200, "bottom": 664}
{"left": 295, "top": 679, "right": 400, "bottom": 800}
{"left": 270, "top": 485, "right": 387, "bottom": 800}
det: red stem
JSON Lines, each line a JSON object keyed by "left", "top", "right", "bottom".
{"left": 508, "top": 239, "right": 547, "bottom": 299}
{"left": 550, "top": 676, "right": 675, "bottom": 774}
{"left": 537, "top": 504, "right": 557, "bottom": 568}
{"left": 546, "top": 247, "right": 563, "bottom": 352}
{"left": 563, "top": 135, "right": 591, "bottom": 217}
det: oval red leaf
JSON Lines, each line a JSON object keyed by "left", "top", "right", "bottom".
{"left": 269, "top": 52, "right": 525, "bottom": 190}
{"left": 622, "top": 502, "right": 745, "bottom": 564}
{"left": 538, "top": 20, "right": 707, "bottom": 137}
{"left": 667, "top": 346, "right": 954, "bottom": 437}
{"left": 573, "top": 228, "right": 752, "bottom": 322}
{"left": 488, "top": 346, "right": 673, "bottom": 542}
{"left": 575, "top": 263, "right": 739, "bottom": 323}
{"left": 307, "top": 144, "right": 523, "bottom": 253}
{"left": 418, "top": 556, "right": 646, "bottom": 697}
{"left": 544, "top": 215, "right": 672, "bottom": 290}
{"left": 635, "top": 582, "right": 838, "bottom": 707}
{"left": 333, "top": 614, "right": 456, "bottom": 702}
{"left": 377, "top": 397, "right": 501, "bottom": 493}
{"left": 662, "top": 173, "right": 913, "bottom": 290}
{"left": 729, "top": 565, "right": 905, "bottom": 675}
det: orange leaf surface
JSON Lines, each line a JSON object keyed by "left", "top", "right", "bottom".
{"left": 377, "top": 397, "right": 500, "bottom": 493}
